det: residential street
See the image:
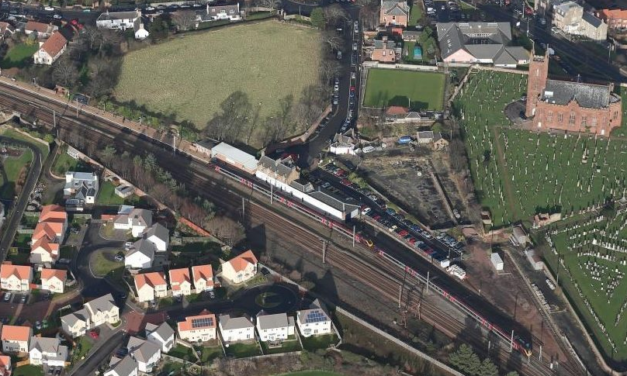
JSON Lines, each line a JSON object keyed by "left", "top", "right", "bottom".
{"left": 68, "top": 330, "right": 126, "bottom": 376}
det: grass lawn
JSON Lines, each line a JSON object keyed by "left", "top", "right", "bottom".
{"left": 114, "top": 21, "right": 322, "bottom": 147}
{"left": 0, "top": 147, "right": 33, "bottom": 200}
{"left": 51, "top": 149, "right": 83, "bottom": 176}
{"left": 96, "top": 181, "right": 125, "bottom": 206}
{"left": 161, "top": 362, "right": 185, "bottom": 374}
{"left": 12, "top": 233, "right": 31, "bottom": 249}
{"left": 6, "top": 247, "right": 29, "bottom": 265}
{"left": 409, "top": 4, "right": 423, "bottom": 26}
{"left": 225, "top": 342, "right": 261, "bottom": 358}
{"left": 73, "top": 336, "right": 93, "bottom": 361}
{"left": 0, "top": 129, "right": 50, "bottom": 160}
{"left": 197, "top": 345, "right": 222, "bottom": 362}
{"left": 90, "top": 250, "right": 123, "bottom": 278}
{"left": 169, "top": 343, "right": 195, "bottom": 360}
{"left": 12, "top": 365, "right": 44, "bottom": 376}
{"left": 0, "top": 43, "right": 39, "bottom": 69}
{"left": 363, "top": 69, "right": 445, "bottom": 111}
{"left": 300, "top": 334, "right": 337, "bottom": 351}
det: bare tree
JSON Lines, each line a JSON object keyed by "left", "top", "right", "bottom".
{"left": 52, "top": 57, "right": 79, "bottom": 88}
{"left": 254, "top": 0, "right": 280, "bottom": 9}
{"left": 322, "top": 31, "right": 344, "bottom": 52}
{"left": 173, "top": 10, "right": 197, "bottom": 31}
{"left": 319, "top": 58, "right": 342, "bottom": 84}
{"left": 323, "top": 4, "right": 348, "bottom": 25}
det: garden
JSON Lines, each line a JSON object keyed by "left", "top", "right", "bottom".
{"left": 0, "top": 42, "right": 38, "bottom": 69}
{"left": 454, "top": 70, "right": 627, "bottom": 227}
{"left": 363, "top": 69, "right": 445, "bottom": 111}
{"left": 0, "top": 144, "right": 32, "bottom": 200}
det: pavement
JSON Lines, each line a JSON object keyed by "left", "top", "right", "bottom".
{"left": 68, "top": 330, "right": 126, "bottom": 376}
{"left": 0, "top": 134, "right": 44, "bottom": 263}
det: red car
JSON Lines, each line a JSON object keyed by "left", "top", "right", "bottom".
{"left": 408, "top": 237, "right": 417, "bottom": 244}
{"left": 373, "top": 214, "right": 381, "bottom": 221}
{"left": 89, "top": 330, "right": 99, "bottom": 339}
{"left": 341, "top": 179, "right": 351, "bottom": 186}
{"left": 398, "top": 230, "right": 409, "bottom": 237}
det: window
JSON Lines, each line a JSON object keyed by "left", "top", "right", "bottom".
{"left": 592, "top": 117, "right": 597, "bottom": 127}
{"left": 614, "top": 111, "right": 619, "bottom": 120}
{"left": 547, "top": 111, "right": 553, "bottom": 122}
{"left": 557, "top": 113, "right": 564, "bottom": 123}
{"left": 581, "top": 116, "right": 587, "bottom": 127}
{"left": 569, "top": 112, "right": 576, "bottom": 125}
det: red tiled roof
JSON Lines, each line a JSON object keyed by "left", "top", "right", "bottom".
{"left": 25, "top": 21, "right": 50, "bottom": 33}
{"left": 134, "top": 272, "right": 166, "bottom": 290}
{"left": 39, "top": 204, "right": 67, "bottom": 223}
{"left": 191, "top": 265, "right": 213, "bottom": 284}
{"left": 0, "top": 264, "right": 31, "bottom": 281}
{"left": 177, "top": 309, "right": 216, "bottom": 332}
{"left": 33, "top": 222, "right": 63, "bottom": 243}
{"left": 386, "top": 106, "right": 409, "bottom": 116}
{"left": 41, "top": 268, "right": 67, "bottom": 282}
{"left": 226, "top": 250, "right": 257, "bottom": 273}
{"left": 169, "top": 268, "right": 191, "bottom": 285}
{"left": 40, "top": 32, "right": 67, "bottom": 58}
{"left": 31, "top": 237, "right": 59, "bottom": 258}
{"left": 598, "top": 9, "right": 627, "bottom": 19}
{"left": 1, "top": 325, "right": 30, "bottom": 342}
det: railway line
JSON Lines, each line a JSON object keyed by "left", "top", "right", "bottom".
{"left": 0, "top": 83, "right": 585, "bottom": 375}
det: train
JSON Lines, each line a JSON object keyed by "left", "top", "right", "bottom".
{"left": 206, "top": 158, "right": 534, "bottom": 357}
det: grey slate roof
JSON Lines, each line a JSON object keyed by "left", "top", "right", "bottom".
{"left": 97, "top": 11, "right": 138, "bottom": 21}
{"left": 61, "top": 308, "right": 88, "bottom": 327}
{"left": 289, "top": 179, "right": 314, "bottom": 193}
{"left": 108, "top": 355, "right": 138, "bottom": 376}
{"left": 30, "top": 337, "right": 68, "bottom": 362}
{"left": 85, "top": 293, "right": 117, "bottom": 316}
{"left": 436, "top": 22, "right": 514, "bottom": 60}
{"left": 145, "top": 322, "right": 174, "bottom": 342}
{"left": 382, "top": 0, "right": 409, "bottom": 16}
{"left": 309, "top": 190, "right": 360, "bottom": 214}
{"left": 504, "top": 46, "right": 529, "bottom": 61}
{"left": 127, "top": 336, "right": 160, "bottom": 363}
{"left": 258, "top": 155, "right": 296, "bottom": 179}
{"left": 582, "top": 12, "right": 603, "bottom": 28}
{"left": 127, "top": 238, "right": 155, "bottom": 261}
{"left": 144, "top": 223, "right": 168, "bottom": 243}
{"left": 219, "top": 314, "right": 254, "bottom": 331}
{"left": 257, "top": 312, "right": 290, "bottom": 330}
{"left": 542, "top": 79, "right": 611, "bottom": 109}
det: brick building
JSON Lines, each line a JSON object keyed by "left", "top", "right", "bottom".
{"left": 597, "top": 9, "right": 627, "bottom": 31}
{"left": 525, "top": 50, "right": 622, "bottom": 136}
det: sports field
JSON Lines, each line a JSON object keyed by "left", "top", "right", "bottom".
{"left": 455, "top": 70, "right": 627, "bottom": 227}
{"left": 363, "top": 69, "right": 445, "bottom": 110}
{"left": 114, "top": 21, "right": 321, "bottom": 135}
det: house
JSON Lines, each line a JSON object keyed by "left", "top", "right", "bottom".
{"left": 380, "top": 0, "right": 409, "bottom": 27}
{"left": 41, "top": 268, "right": 67, "bottom": 294}
{"left": 370, "top": 36, "right": 398, "bottom": 63}
{"left": 143, "top": 223, "right": 169, "bottom": 252}
{"left": 329, "top": 132, "right": 357, "bottom": 155}
{"left": 1, "top": 325, "right": 31, "bottom": 353}
{"left": 104, "top": 355, "right": 138, "bottom": 376}
{"left": 97, "top": 10, "right": 141, "bottom": 30}
{"left": 0, "top": 22, "right": 15, "bottom": 40}
{"left": 0, "top": 264, "right": 32, "bottom": 292}
{"left": 115, "top": 185, "right": 134, "bottom": 199}
{"left": 417, "top": 131, "right": 434, "bottom": 143}
{"left": 192, "top": 140, "right": 216, "bottom": 156}
{"left": 597, "top": 9, "right": 627, "bottom": 31}
{"left": 199, "top": 3, "right": 241, "bottom": 22}
{"left": 533, "top": 212, "right": 562, "bottom": 228}
{"left": 402, "top": 30, "right": 420, "bottom": 41}
{"left": 125, "top": 238, "right": 156, "bottom": 270}
{"left": 177, "top": 310, "right": 216, "bottom": 343}
{"left": 553, "top": 2, "right": 607, "bottom": 40}
{"left": 433, "top": 133, "right": 449, "bottom": 150}
{"left": 221, "top": 250, "right": 258, "bottom": 284}
{"left": 218, "top": 314, "right": 255, "bottom": 343}
{"left": 127, "top": 336, "right": 161, "bottom": 373}
{"left": 296, "top": 299, "right": 333, "bottom": 338}
{"left": 169, "top": 268, "right": 192, "bottom": 297}
{"left": 0, "top": 355, "right": 10, "bottom": 376}
{"left": 60, "top": 308, "right": 89, "bottom": 338}
{"left": 114, "top": 207, "right": 152, "bottom": 237}
{"left": 192, "top": 264, "right": 214, "bottom": 292}
{"left": 33, "top": 31, "right": 67, "bottom": 65}
{"left": 24, "top": 21, "right": 57, "bottom": 38}
{"left": 256, "top": 311, "right": 295, "bottom": 342}
{"left": 525, "top": 50, "right": 621, "bottom": 136}
{"left": 31, "top": 205, "right": 67, "bottom": 258}
{"left": 257, "top": 155, "right": 300, "bottom": 186}
{"left": 30, "top": 237, "right": 60, "bottom": 265}
{"left": 436, "top": 22, "right": 529, "bottom": 67}
{"left": 133, "top": 17, "right": 150, "bottom": 40}
{"left": 134, "top": 272, "right": 168, "bottom": 303}
{"left": 386, "top": 106, "right": 409, "bottom": 121}
{"left": 63, "top": 172, "right": 99, "bottom": 208}
{"left": 29, "top": 337, "right": 68, "bottom": 367}
{"left": 85, "top": 293, "right": 120, "bottom": 327}
{"left": 145, "top": 322, "right": 175, "bottom": 353}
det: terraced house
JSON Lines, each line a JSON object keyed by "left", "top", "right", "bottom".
{"left": 0, "top": 264, "right": 32, "bottom": 292}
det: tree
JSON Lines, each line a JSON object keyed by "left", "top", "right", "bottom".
{"left": 322, "top": 31, "right": 344, "bottom": 52}
{"left": 478, "top": 358, "right": 498, "bottom": 376}
{"left": 173, "top": 10, "right": 197, "bottom": 31}
{"left": 310, "top": 8, "right": 325, "bottom": 29}
{"left": 319, "top": 59, "right": 342, "bottom": 84}
{"left": 254, "top": 0, "right": 280, "bottom": 8}
{"left": 52, "top": 57, "right": 79, "bottom": 88}
{"left": 505, "top": 372, "right": 519, "bottom": 376}
{"left": 204, "top": 91, "right": 252, "bottom": 142}
{"left": 99, "top": 145, "right": 117, "bottom": 166}
{"left": 149, "top": 16, "right": 170, "bottom": 40}
{"left": 323, "top": 4, "right": 348, "bottom": 26}
{"left": 449, "top": 344, "right": 481, "bottom": 375}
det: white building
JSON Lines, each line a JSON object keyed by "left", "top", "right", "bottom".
{"left": 133, "top": 18, "right": 150, "bottom": 40}
{"left": 113, "top": 207, "right": 152, "bottom": 237}
{"left": 60, "top": 309, "right": 89, "bottom": 338}
{"left": 146, "top": 322, "right": 175, "bottom": 353}
{"left": 1, "top": 325, "right": 31, "bottom": 353}
{"left": 41, "top": 268, "right": 67, "bottom": 294}
{"left": 64, "top": 171, "right": 99, "bottom": 206}
{"left": 0, "top": 355, "right": 10, "bottom": 376}
{"left": 143, "top": 223, "right": 169, "bottom": 252}
{"left": 125, "top": 238, "right": 156, "bottom": 270}
{"left": 29, "top": 337, "right": 68, "bottom": 367}
{"left": 0, "top": 264, "right": 32, "bottom": 292}
{"left": 169, "top": 268, "right": 192, "bottom": 297}
{"left": 192, "top": 264, "right": 214, "bottom": 292}
{"left": 296, "top": 299, "right": 333, "bottom": 338}
{"left": 256, "top": 312, "right": 295, "bottom": 342}
{"left": 134, "top": 272, "right": 167, "bottom": 303}
{"left": 97, "top": 10, "right": 141, "bottom": 30}
{"left": 177, "top": 310, "right": 216, "bottom": 343}
{"left": 127, "top": 336, "right": 161, "bottom": 373}
{"left": 105, "top": 356, "right": 138, "bottom": 376}
{"left": 218, "top": 314, "right": 254, "bottom": 344}
{"left": 33, "top": 31, "right": 67, "bottom": 65}
{"left": 220, "top": 250, "right": 258, "bottom": 284}
{"left": 61, "top": 294, "right": 119, "bottom": 338}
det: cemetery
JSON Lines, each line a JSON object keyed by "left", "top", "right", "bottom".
{"left": 454, "top": 71, "right": 627, "bottom": 227}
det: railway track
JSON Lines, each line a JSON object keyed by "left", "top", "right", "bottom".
{"left": 0, "top": 84, "right": 585, "bottom": 376}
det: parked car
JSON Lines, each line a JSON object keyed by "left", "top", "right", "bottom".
{"left": 44, "top": 6, "right": 54, "bottom": 10}
{"left": 352, "top": 42, "right": 358, "bottom": 51}
{"left": 20, "top": 295, "right": 26, "bottom": 304}
{"left": 35, "top": 321, "right": 41, "bottom": 330}
{"left": 89, "top": 330, "right": 99, "bottom": 339}
{"left": 3, "top": 293, "right": 11, "bottom": 302}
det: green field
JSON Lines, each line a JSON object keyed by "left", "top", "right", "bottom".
{"left": 114, "top": 21, "right": 322, "bottom": 145}
{"left": 0, "top": 43, "right": 38, "bottom": 69}
{"left": 363, "top": 69, "right": 445, "bottom": 110}
{"left": 0, "top": 147, "right": 33, "bottom": 200}
{"left": 454, "top": 70, "right": 627, "bottom": 227}
{"left": 543, "top": 210, "right": 627, "bottom": 360}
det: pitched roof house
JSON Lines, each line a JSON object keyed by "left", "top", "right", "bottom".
{"left": 30, "top": 205, "right": 67, "bottom": 264}
{"left": 29, "top": 336, "right": 68, "bottom": 367}
{"left": 63, "top": 172, "right": 99, "bottom": 209}
{"left": 296, "top": 299, "right": 333, "bottom": 338}
{"left": 97, "top": 10, "right": 141, "bottom": 30}
{"left": 169, "top": 268, "right": 192, "bottom": 297}
{"left": 256, "top": 311, "right": 295, "bottom": 342}
{"left": 114, "top": 207, "right": 152, "bottom": 237}
{"left": 145, "top": 322, "right": 175, "bottom": 353}
{"left": 0, "top": 22, "right": 15, "bottom": 39}
{"left": 127, "top": 336, "right": 161, "bottom": 373}
{"left": 597, "top": 8, "right": 627, "bottom": 30}
{"left": 104, "top": 355, "right": 138, "bottom": 376}
{"left": 0, "top": 355, "right": 11, "bottom": 376}
{"left": 0, "top": 264, "right": 32, "bottom": 292}
{"left": 177, "top": 310, "right": 217, "bottom": 343}
{"left": 218, "top": 314, "right": 255, "bottom": 343}
{"left": 134, "top": 272, "right": 168, "bottom": 303}
{"left": 84, "top": 293, "right": 120, "bottom": 327}
{"left": 192, "top": 264, "right": 214, "bottom": 292}
{"left": 24, "top": 21, "right": 57, "bottom": 37}
{"left": 41, "top": 268, "right": 67, "bottom": 294}
{"left": 61, "top": 308, "right": 89, "bottom": 338}
{"left": 125, "top": 238, "right": 156, "bottom": 270}
{"left": 380, "top": 0, "right": 409, "bottom": 27}
{"left": 33, "top": 31, "right": 67, "bottom": 65}
{"left": 1, "top": 325, "right": 32, "bottom": 353}
{"left": 221, "top": 250, "right": 258, "bottom": 284}
{"left": 143, "top": 223, "right": 169, "bottom": 252}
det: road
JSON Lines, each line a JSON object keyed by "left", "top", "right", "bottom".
{"left": 0, "top": 136, "right": 43, "bottom": 263}
{"left": 68, "top": 330, "right": 126, "bottom": 376}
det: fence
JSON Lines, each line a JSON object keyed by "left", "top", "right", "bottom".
{"left": 362, "top": 61, "right": 440, "bottom": 72}
{"left": 283, "top": 14, "right": 311, "bottom": 22}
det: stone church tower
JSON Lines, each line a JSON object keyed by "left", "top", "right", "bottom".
{"left": 525, "top": 50, "right": 550, "bottom": 118}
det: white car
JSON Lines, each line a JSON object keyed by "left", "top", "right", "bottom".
{"left": 53, "top": 14, "right": 62, "bottom": 19}
{"left": 44, "top": 6, "right": 54, "bottom": 11}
